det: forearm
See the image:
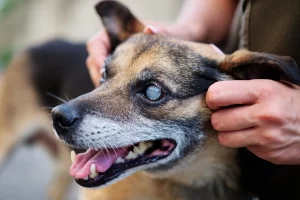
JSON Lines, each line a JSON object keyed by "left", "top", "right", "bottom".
{"left": 172, "top": 0, "right": 238, "bottom": 44}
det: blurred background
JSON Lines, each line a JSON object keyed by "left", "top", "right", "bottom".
{"left": 0, "top": 0, "right": 182, "bottom": 71}
{"left": 0, "top": 0, "right": 182, "bottom": 199}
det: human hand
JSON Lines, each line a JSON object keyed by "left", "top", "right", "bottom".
{"left": 86, "top": 31, "right": 110, "bottom": 87}
{"left": 206, "top": 79, "right": 300, "bottom": 165}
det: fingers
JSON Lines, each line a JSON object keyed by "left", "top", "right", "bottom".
{"left": 218, "top": 128, "right": 258, "bottom": 148}
{"left": 87, "top": 31, "right": 110, "bottom": 66}
{"left": 86, "top": 31, "right": 111, "bottom": 87}
{"left": 206, "top": 80, "right": 264, "bottom": 110}
{"left": 211, "top": 105, "right": 257, "bottom": 131}
{"left": 86, "top": 57, "right": 101, "bottom": 87}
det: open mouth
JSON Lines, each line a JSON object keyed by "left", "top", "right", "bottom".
{"left": 70, "top": 139, "right": 176, "bottom": 187}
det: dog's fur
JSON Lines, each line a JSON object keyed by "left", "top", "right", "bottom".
{"left": 51, "top": 1, "right": 300, "bottom": 200}
{"left": 0, "top": 40, "right": 93, "bottom": 199}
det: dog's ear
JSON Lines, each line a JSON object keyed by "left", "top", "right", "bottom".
{"left": 95, "top": 0, "right": 144, "bottom": 52}
{"left": 219, "top": 50, "right": 300, "bottom": 84}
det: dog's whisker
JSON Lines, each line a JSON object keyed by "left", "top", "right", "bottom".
{"left": 106, "top": 142, "right": 118, "bottom": 158}
{"left": 47, "top": 92, "right": 67, "bottom": 103}
{"left": 95, "top": 142, "right": 106, "bottom": 156}
{"left": 98, "top": 140, "right": 111, "bottom": 157}
{"left": 64, "top": 94, "right": 70, "bottom": 101}
{"left": 120, "top": 146, "right": 128, "bottom": 153}
{"left": 41, "top": 106, "right": 54, "bottom": 110}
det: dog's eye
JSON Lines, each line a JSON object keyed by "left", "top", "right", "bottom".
{"left": 143, "top": 84, "right": 164, "bottom": 101}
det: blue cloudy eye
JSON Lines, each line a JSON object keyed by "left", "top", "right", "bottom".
{"left": 145, "top": 85, "right": 163, "bottom": 101}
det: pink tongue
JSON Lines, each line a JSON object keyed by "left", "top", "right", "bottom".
{"left": 70, "top": 148, "right": 127, "bottom": 179}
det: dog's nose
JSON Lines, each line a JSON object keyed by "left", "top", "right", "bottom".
{"left": 52, "top": 104, "right": 78, "bottom": 130}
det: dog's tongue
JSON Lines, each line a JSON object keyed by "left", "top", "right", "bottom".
{"left": 70, "top": 148, "right": 127, "bottom": 179}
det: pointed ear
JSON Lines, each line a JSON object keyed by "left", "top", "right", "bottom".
{"left": 219, "top": 50, "right": 300, "bottom": 84}
{"left": 95, "top": 0, "right": 145, "bottom": 52}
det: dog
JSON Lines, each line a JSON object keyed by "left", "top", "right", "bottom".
{"left": 0, "top": 40, "right": 93, "bottom": 199}
{"left": 52, "top": 1, "right": 300, "bottom": 200}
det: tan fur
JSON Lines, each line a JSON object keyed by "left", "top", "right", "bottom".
{"left": 81, "top": 173, "right": 176, "bottom": 200}
{"left": 179, "top": 40, "right": 226, "bottom": 61}
{"left": 0, "top": 53, "right": 72, "bottom": 200}
{"left": 219, "top": 50, "right": 252, "bottom": 71}
{"left": 72, "top": 35, "right": 240, "bottom": 199}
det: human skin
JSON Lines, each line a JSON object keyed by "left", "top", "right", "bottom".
{"left": 86, "top": 0, "right": 300, "bottom": 165}
{"left": 206, "top": 80, "right": 300, "bottom": 165}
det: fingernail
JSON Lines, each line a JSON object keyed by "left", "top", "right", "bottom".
{"left": 143, "top": 25, "right": 159, "bottom": 34}
{"left": 210, "top": 44, "right": 224, "bottom": 55}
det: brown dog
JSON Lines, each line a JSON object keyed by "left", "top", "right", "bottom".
{"left": 52, "top": 1, "right": 300, "bottom": 200}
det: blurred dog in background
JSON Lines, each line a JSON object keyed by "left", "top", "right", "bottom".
{"left": 0, "top": 40, "right": 93, "bottom": 199}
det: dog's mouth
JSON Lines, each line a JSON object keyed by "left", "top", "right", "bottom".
{"left": 70, "top": 139, "right": 176, "bottom": 187}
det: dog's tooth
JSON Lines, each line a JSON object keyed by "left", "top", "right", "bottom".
{"left": 94, "top": 148, "right": 99, "bottom": 151}
{"left": 133, "top": 146, "right": 141, "bottom": 155}
{"left": 125, "top": 151, "right": 138, "bottom": 160}
{"left": 83, "top": 176, "right": 89, "bottom": 181}
{"left": 89, "top": 164, "right": 99, "bottom": 179}
{"left": 115, "top": 157, "right": 125, "bottom": 163}
{"left": 71, "top": 151, "right": 76, "bottom": 163}
{"left": 145, "top": 142, "right": 153, "bottom": 148}
{"left": 138, "top": 142, "right": 148, "bottom": 154}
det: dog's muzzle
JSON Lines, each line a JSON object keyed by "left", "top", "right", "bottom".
{"left": 52, "top": 104, "right": 79, "bottom": 135}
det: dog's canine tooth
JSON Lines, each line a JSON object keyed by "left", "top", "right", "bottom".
{"left": 125, "top": 151, "right": 138, "bottom": 160}
{"left": 115, "top": 157, "right": 125, "bottom": 163}
{"left": 71, "top": 151, "right": 76, "bottom": 163}
{"left": 83, "top": 176, "right": 89, "bottom": 181}
{"left": 133, "top": 142, "right": 148, "bottom": 155}
{"left": 89, "top": 164, "right": 99, "bottom": 179}
{"left": 94, "top": 148, "right": 99, "bottom": 151}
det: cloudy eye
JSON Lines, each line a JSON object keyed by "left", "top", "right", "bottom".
{"left": 143, "top": 84, "right": 164, "bottom": 101}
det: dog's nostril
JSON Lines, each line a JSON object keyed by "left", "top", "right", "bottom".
{"left": 52, "top": 105, "right": 78, "bottom": 129}
{"left": 58, "top": 114, "right": 78, "bottom": 128}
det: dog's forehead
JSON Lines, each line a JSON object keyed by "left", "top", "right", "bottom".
{"left": 111, "top": 34, "right": 182, "bottom": 72}
{"left": 108, "top": 34, "right": 223, "bottom": 78}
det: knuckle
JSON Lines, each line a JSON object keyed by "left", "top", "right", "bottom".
{"left": 258, "top": 104, "right": 285, "bottom": 125}
{"left": 257, "top": 81, "right": 276, "bottom": 99}
{"left": 261, "top": 131, "right": 283, "bottom": 147}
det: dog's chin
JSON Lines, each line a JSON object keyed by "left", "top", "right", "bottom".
{"left": 70, "top": 139, "right": 178, "bottom": 188}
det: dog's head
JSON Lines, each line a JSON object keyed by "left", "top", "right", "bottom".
{"left": 52, "top": 0, "right": 300, "bottom": 188}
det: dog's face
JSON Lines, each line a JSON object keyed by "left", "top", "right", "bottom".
{"left": 52, "top": 1, "right": 300, "bottom": 188}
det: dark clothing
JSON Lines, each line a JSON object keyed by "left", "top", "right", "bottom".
{"left": 248, "top": 0, "right": 300, "bottom": 65}
{"left": 231, "top": 1, "right": 300, "bottom": 200}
